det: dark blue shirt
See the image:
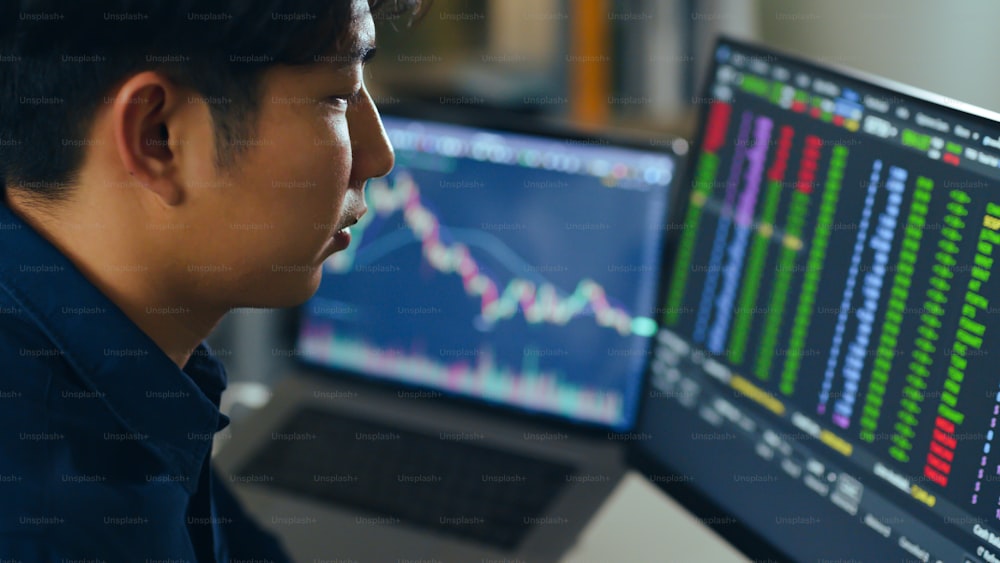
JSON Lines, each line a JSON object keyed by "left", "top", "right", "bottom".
{"left": 0, "top": 201, "right": 291, "bottom": 562}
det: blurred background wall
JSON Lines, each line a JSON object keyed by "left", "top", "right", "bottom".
{"left": 209, "top": 0, "right": 1000, "bottom": 385}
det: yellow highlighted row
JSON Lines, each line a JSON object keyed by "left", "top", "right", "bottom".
{"left": 730, "top": 374, "right": 856, "bottom": 459}
{"left": 750, "top": 221, "right": 803, "bottom": 250}
{"left": 911, "top": 484, "right": 937, "bottom": 508}
{"left": 731, "top": 375, "right": 785, "bottom": 416}
{"left": 820, "top": 429, "right": 853, "bottom": 457}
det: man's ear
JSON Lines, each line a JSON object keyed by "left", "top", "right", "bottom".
{"left": 110, "top": 71, "right": 185, "bottom": 206}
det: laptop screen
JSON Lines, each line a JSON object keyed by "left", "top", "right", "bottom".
{"left": 633, "top": 38, "right": 1000, "bottom": 561}
{"left": 297, "top": 110, "right": 678, "bottom": 431}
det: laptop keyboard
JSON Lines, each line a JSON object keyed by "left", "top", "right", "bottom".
{"left": 237, "top": 407, "right": 577, "bottom": 550}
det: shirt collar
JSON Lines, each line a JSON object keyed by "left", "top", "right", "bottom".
{"left": 0, "top": 202, "right": 229, "bottom": 492}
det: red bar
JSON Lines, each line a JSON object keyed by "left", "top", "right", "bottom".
{"left": 810, "top": 107, "right": 822, "bottom": 118}
{"left": 932, "top": 428, "right": 957, "bottom": 450}
{"left": 943, "top": 153, "right": 961, "bottom": 166}
{"left": 703, "top": 102, "right": 732, "bottom": 154}
{"left": 833, "top": 115, "right": 845, "bottom": 126}
{"left": 794, "top": 135, "right": 822, "bottom": 195}
{"left": 926, "top": 452, "right": 952, "bottom": 474}
{"left": 791, "top": 101, "right": 806, "bottom": 113}
{"left": 924, "top": 465, "right": 948, "bottom": 487}
{"left": 929, "top": 440, "right": 955, "bottom": 462}
{"left": 934, "top": 416, "right": 955, "bottom": 435}
{"left": 766, "top": 126, "right": 795, "bottom": 182}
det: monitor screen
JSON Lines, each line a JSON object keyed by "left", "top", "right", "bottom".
{"left": 634, "top": 38, "right": 1000, "bottom": 561}
{"left": 298, "top": 111, "right": 677, "bottom": 431}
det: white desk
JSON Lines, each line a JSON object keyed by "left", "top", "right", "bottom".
{"left": 564, "top": 471, "right": 750, "bottom": 563}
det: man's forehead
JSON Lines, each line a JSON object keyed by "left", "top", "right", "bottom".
{"left": 322, "top": 5, "right": 376, "bottom": 68}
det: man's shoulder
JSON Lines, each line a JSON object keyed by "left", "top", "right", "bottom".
{"left": 0, "top": 286, "right": 68, "bottom": 384}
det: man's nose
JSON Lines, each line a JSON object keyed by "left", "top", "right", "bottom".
{"left": 348, "top": 85, "right": 395, "bottom": 183}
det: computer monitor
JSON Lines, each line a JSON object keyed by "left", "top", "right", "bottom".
{"left": 297, "top": 107, "right": 680, "bottom": 431}
{"left": 632, "top": 37, "right": 1000, "bottom": 561}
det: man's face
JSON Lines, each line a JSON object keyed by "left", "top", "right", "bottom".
{"left": 174, "top": 0, "right": 392, "bottom": 309}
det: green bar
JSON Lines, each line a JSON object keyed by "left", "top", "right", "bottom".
{"left": 956, "top": 328, "right": 983, "bottom": 349}
{"left": 938, "top": 402, "right": 966, "bottom": 425}
{"left": 946, "top": 141, "right": 963, "bottom": 155}
{"left": 779, "top": 147, "right": 845, "bottom": 395}
{"left": 932, "top": 263, "right": 953, "bottom": 279}
{"left": 929, "top": 277, "right": 950, "bottom": 293}
{"left": 741, "top": 75, "right": 770, "bottom": 97}
{"left": 770, "top": 82, "right": 784, "bottom": 104}
{"left": 894, "top": 422, "right": 916, "bottom": 438}
{"left": 966, "top": 291, "right": 988, "bottom": 309}
{"left": 939, "top": 239, "right": 960, "bottom": 254}
{"left": 959, "top": 316, "right": 986, "bottom": 336}
{"left": 664, "top": 153, "right": 720, "bottom": 326}
{"left": 944, "top": 379, "right": 961, "bottom": 395}
{"left": 729, "top": 180, "right": 784, "bottom": 365}
{"left": 983, "top": 226, "right": 1000, "bottom": 244}
{"left": 947, "top": 366, "right": 965, "bottom": 383}
{"left": 942, "top": 229, "right": 962, "bottom": 244}
{"left": 902, "top": 129, "right": 932, "bottom": 151}
{"left": 951, "top": 352, "right": 968, "bottom": 367}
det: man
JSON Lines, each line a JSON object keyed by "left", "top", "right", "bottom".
{"left": 0, "top": 0, "right": 424, "bottom": 559}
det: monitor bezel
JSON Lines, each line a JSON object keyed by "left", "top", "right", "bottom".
{"left": 289, "top": 99, "right": 688, "bottom": 435}
{"left": 627, "top": 33, "right": 1000, "bottom": 562}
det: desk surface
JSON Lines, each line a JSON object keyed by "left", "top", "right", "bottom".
{"left": 564, "top": 471, "right": 749, "bottom": 563}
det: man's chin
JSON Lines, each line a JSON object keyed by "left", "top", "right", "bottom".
{"left": 243, "top": 265, "right": 324, "bottom": 309}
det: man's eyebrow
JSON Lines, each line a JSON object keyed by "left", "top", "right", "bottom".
{"left": 343, "top": 44, "right": 377, "bottom": 65}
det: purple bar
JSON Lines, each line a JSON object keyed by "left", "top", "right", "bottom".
{"left": 735, "top": 116, "right": 774, "bottom": 226}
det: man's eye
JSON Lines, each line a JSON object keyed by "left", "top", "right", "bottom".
{"left": 324, "top": 96, "right": 350, "bottom": 110}
{"left": 325, "top": 89, "right": 362, "bottom": 110}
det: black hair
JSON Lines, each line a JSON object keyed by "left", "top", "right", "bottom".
{"left": 0, "top": 0, "right": 425, "bottom": 201}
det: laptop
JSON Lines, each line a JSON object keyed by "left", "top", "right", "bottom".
{"left": 214, "top": 104, "right": 684, "bottom": 561}
{"left": 630, "top": 37, "right": 1000, "bottom": 561}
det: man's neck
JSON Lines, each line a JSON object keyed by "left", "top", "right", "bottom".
{"left": 4, "top": 190, "right": 224, "bottom": 368}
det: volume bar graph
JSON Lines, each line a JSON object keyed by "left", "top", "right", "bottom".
{"left": 299, "top": 321, "right": 623, "bottom": 424}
